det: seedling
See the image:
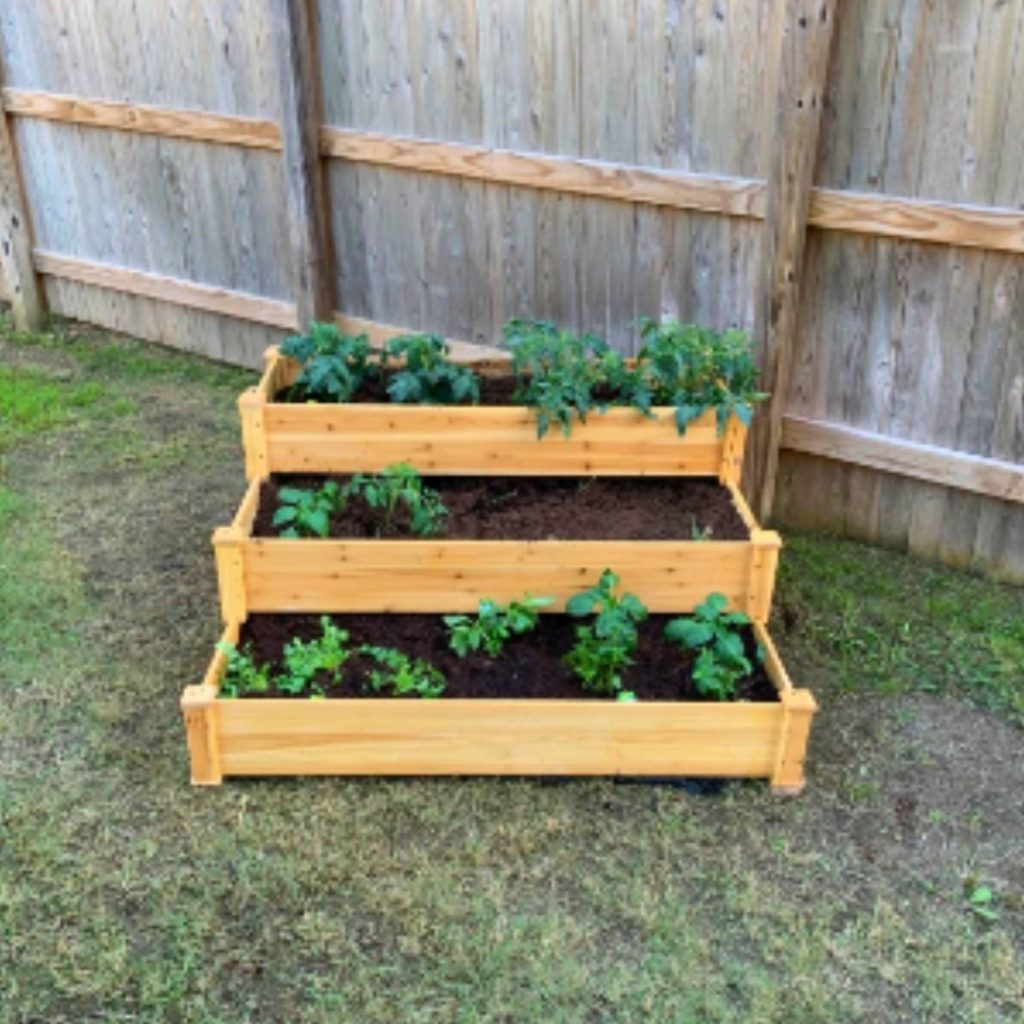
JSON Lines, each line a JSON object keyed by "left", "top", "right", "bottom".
{"left": 503, "top": 319, "right": 627, "bottom": 438}
{"left": 664, "top": 593, "right": 754, "bottom": 700}
{"left": 689, "top": 515, "right": 713, "bottom": 541}
{"left": 347, "top": 462, "right": 447, "bottom": 536}
{"left": 632, "top": 318, "right": 766, "bottom": 435}
{"left": 445, "top": 595, "right": 553, "bottom": 658}
{"left": 359, "top": 645, "right": 446, "bottom": 698}
{"left": 278, "top": 617, "right": 352, "bottom": 696}
{"left": 281, "top": 323, "right": 374, "bottom": 402}
{"left": 384, "top": 334, "right": 480, "bottom": 405}
{"left": 272, "top": 481, "right": 344, "bottom": 538}
{"left": 965, "top": 883, "right": 999, "bottom": 923}
{"left": 216, "top": 641, "right": 271, "bottom": 698}
{"left": 565, "top": 570, "right": 648, "bottom": 696}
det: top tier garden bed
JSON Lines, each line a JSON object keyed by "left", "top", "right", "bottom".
{"left": 239, "top": 346, "right": 748, "bottom": 481}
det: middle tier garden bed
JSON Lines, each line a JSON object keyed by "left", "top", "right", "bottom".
{"left": 215, "top": 474, "right": 781, "bottom": 619}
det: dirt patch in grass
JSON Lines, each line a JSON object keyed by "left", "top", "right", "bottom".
{"left": 0, "top": 319, "right": 1021, "bottom": 1023}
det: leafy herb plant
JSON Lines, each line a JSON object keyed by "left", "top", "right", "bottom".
{"left": 384, "top": 334, "right": 480, "bottom": 405}
{"left": 564, "top": 570, "right": 648, "bottom": 697}
{"left": 272, "top": 481, "right": 344, "bottom": 538}
{"left": 503, "top": 319, "right": 629, "bottom": 438}
{"left": 278, "top": 617, "right": 353, "bottom": 696}
{"left": 281, "top": 323, "right": 374, "bottom": 402}
{"left": 359, "top": 645, "right": 446, "bottom": 698}
{"left": 632, "top": 318, "right": 765, "bottom": 435}
{"left": 216, "top": 642, "right": 272, "bottom": 698}
{"left": 664, "top": 593, "right": 755, "bottom": 701}
{"left": 347, "top": 462, "right": 447, "bottom": 536}
{"left": 445, "top": 595, "right": 553, "bottom": 658}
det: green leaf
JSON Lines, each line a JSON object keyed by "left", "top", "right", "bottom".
{"left": 566, "top": 593, "right": 596, "bottom": 617}
{"left": 969, "top": 886, "right": 994, "bottom": 905}
{"left": 665, "top": 618, "right": 713, "bottom": 649}
{"left": 675, "top": 403, "right": 705, "bottom": 434}
{"left": 307, "top": 508, "right": 330, "bottom": 537}
{"left": 697, "top": 593, "right": 729, "bottom": 619}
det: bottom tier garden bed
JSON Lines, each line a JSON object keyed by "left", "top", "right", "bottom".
{"left": 182, "top": 615, "right": 816, "bottom": 793}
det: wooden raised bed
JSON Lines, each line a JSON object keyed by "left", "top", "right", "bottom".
{"left": 181, "top": 619, "right": 815, "bottom": 793}
{"left": 212, "top": 477, "right": 781, "bottom": 619}
{"left": 238, "top": 346, "right": 749, "bottom": 480}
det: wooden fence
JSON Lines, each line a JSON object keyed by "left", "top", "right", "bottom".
{"left": 0, "top": 0, "right": 1021, "bottom": 581}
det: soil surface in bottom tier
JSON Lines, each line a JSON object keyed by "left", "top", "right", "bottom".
{"left": 238, "top": 613, "right": 778, "bottom": 703}
{"left": 253, "top": 475, "right": 749, "bottom": 541}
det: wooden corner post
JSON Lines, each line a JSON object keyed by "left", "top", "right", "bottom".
{"left": 747, "top": 0, "right": 838, "bottom": 522}
{"left": 180, "top": 686, "right": 222, "bottom": 785}
{"left": 238, "top": 387, "right": 269, "bottom": 480}
{"left": 771, "top": 689, "right": 817, "bottom": 795}
{"left": 0, "top": 54, "right": 44, "bottom": 330}
{"left": 213, "top": 527, "right": 248, "bottom": 623}
{"left": 272, "top": 0, "right": 333, "bottom": 329}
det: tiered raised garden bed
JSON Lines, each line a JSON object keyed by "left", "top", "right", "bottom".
{"left": 182, "top": 342, "right": 816, "bottom": 793}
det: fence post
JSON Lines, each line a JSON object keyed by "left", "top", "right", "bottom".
{"left": 746, "top": 0, "right": 838, "bottom": 521}
{"left": 272, "top": 0, "right": 333, "bottom": 330}
{"left": 0, "top": 55, "right": 44, "bottom": 330}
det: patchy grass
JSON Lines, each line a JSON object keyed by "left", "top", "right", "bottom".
{"left": 0, "top": 365, "right": 106, "bottom": 449}
{"left": 0, "top": 319, "right": 1021, "bottom": 1023}
{"left": 778, "top": 534, "right": 1024, "bottom": 724}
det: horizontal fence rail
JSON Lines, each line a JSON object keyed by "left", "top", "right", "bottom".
{"left": 5, "top": 88, "right": 1023, "bottom": 255}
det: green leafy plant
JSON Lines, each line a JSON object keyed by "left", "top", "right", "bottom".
{"left": 632, "top": 318, "right": 766, "bottom": 435}
{"left": 359, "top": 645, "right": 446, "bottom": 698}
{"left": 664, "top": 593, "right": 754, "bottom": 701}
{"left": 564, "top": 570, "right": 648, "bottom": 697}
{"left": 503, "top": 319, "right": 629, "bottom": 438}
{"left": 281, "top": 323, "right": 374, "bottom": 402}
{"left": 216, "top": 641, "right": 271, "bottom": 698}
{"left": 445, "top": 595, "right": 553, "bottom": 658}
{"left": 383, "top": 334, "right": 480, "bottom": 405}
{"left": 964, "top": 883, "right": 999, "bottom": 923}
{"left": 272, "top": 481, "right": 344, "bottom": 538}
{"left": 278, "top": 617, "right": 353, "bottom": 696}
{"left": 347, "top": 462, "right": 447, "bottom": 536}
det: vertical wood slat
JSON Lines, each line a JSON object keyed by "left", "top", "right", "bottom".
{"left": 272, "top": 0, "right": 333, "bottom": 329}
{"left": 0, "top": 53, "right": 43, "bottom": 329}
{"left": 747, "top": 0, "right": 839, "bottom": 521}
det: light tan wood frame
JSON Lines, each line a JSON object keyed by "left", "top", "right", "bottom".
{"left": 239, "top": 347, "right": 749, "bottom": 482}
{"left": 181, "top": 620, "right": 815, "bottom": 793}
{"left": 212, "top": 476, "right": 781, "bottom": 620}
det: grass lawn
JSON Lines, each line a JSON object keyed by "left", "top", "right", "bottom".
{"left": 1, "top": 318, "right": 1022, "bottom": 1023}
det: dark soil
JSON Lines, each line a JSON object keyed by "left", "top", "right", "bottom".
{"left": 253, "top": 475, "right": 748, "bottom": 541}
{"left": 276, "top": 370, "right": 521, "bottom": 406}
{"left": 238, "top": 613, "right": 778, "bottom": 703}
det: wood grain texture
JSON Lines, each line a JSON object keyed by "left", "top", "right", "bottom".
{"left": 7, "top": 86, "right": 1022, "bottom": 256}
{"left": 214, "top": 698, "right": 782, "bottom": 778}
{"left": 272, "top": 0, "right": 333, "bottom": 326}
{"left": 0, "top": 70, "right": 43, "bottom": 327}
{"left": 33, "top": 250, "right": 298, "bottom": 330}
{"left": 2, "top": 87, "right": 283, "bottom": 149}
{"left": 781, "top": 415, "right": 1024, "bottom": 504}
{"left": 747, "top": 0, "right": 838, "bottom": 521}
{"left": 320, "top": 126, "right": 766, "bottom": 219}
{"left": 227, "top": 537, "right": 768, "bottom": 618}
